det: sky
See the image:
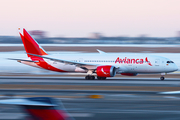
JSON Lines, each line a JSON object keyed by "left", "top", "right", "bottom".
{"left": 0, "top": 0, "right": 180, "bottom": 37}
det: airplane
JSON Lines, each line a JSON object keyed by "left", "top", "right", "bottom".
{"left": 9, "top": 28, "right": 178, "bottom": 80}
{"left": 0, "top": 97, "right": 74, "bottom": 120}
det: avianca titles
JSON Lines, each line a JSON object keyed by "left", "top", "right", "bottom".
{"left": 10, "top": 28, "right": 178, "bottom": 80}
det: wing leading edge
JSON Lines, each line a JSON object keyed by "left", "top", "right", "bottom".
{"left": 27, "top": 53, "right": 98, "bottom": 69}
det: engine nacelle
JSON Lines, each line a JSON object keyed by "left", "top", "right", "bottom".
{"left": 96, "top": 65, "right": 116, "bottom": 77}
{"left": 121, "top": 73, "right": 138, "bottom": 76}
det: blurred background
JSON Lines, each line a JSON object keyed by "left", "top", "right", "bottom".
{"left": 0, "top": 0, "right": 180, "bottom": 44}
{"left": 0, "top": 0, "right": 180, "bottom": 120}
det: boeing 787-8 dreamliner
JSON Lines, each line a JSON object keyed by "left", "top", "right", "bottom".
{"left": 9, "top": 28, "right": 178, "bottom": 80}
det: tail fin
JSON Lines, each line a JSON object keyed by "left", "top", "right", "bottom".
{"left": 19, "top": 28, "right": 48, "bottom": 57}
{"left": 0, "top": 97, "right": 74, "bottom": 120}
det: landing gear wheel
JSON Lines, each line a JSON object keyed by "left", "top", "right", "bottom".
{"left": 160, "top": 76, "right": 165, "bottom": 80}
{"left": 97, "top": 76, "right": 106, "bottom": 80}
{"left": 85, "top": 76, "right": 90, "bottom": 80}
{"left": 90, "top": 76, "right": 95, "bottom": 80}
{"left": 85, "top": 75, "right": 95, "bottom": 80}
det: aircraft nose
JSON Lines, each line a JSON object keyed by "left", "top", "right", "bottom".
{"left": 173, "top": 64, "right": 178, "bottom": 71}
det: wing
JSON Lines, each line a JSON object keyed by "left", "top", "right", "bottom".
{"left": 27, "top": 53, "right": 98, "bottom": 69}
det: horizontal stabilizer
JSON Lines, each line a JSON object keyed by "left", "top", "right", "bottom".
{"left": 8, "top": 58, "right": 39, "bottom": 63}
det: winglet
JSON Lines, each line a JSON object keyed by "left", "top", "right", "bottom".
{"left": 97, "top": 49, "right": 106, "bottom": 54}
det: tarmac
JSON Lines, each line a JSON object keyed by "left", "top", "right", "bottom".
{"left": 0, "top": 77, "right": 180, "bottom": 120}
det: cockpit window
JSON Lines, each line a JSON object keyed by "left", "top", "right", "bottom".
{"left": 167, "top": 61, "right": 174, "bottom": 63}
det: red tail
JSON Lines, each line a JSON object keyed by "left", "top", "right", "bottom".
{"left": 19, "top": 28, "right": 48, "bottom": 57}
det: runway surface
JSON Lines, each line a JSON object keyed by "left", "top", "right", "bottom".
{"left": 1, "top": 76, "right": 180, "bottom": 120}
{"left": 0, "top": 77, "right": 180, "bottom": 91}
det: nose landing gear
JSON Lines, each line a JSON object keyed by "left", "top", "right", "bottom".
{"left": 160, "top": 76, "right": 165, "bottom": 80}
{"left": 160, "top": 73, "right": 166, "bottom": 80}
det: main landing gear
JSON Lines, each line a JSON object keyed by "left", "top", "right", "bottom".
{"left": 85, "top": 70, "right": 107, "bottom": 80}
{"left": 85, "top": 75, "right": 95, "bottom": 80}
{"left": 97, "top": 76, "right": 106, "bottom": 80}
{"left": 85, "top": 70, "right": 95, "bottom": 80}
{"left": 85, "top": 75, "right": 107, "bottom": 80}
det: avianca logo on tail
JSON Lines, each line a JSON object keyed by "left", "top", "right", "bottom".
{"left": 115, "top": 57, "right": 152, "bottom": 66}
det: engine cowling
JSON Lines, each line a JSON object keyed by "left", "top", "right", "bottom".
{"left": 121, "top": 73, "right": 138, "bottom": 76}
{"left": 96, "top": 65, "right": 116, "bottom": 77}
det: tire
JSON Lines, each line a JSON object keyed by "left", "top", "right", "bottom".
{"left": 85, "top": 76, "right": 90, "bottom": 80}
{"left": 86, "top": 76, "right": 95, "bottom": 80}
{"left": 97, "top": 76, "right": 101, "bottom": 80}
{"left": 97, "top": 76, "right": 106, "bottom": 80}
{"left": 160, "top": 76, "right": 164, "bottom": 80}
{"left": 90, "top": 76, "right": 95, "bottom": 80}
{"left": 103, "top": 77, "right": 106, "bottom": 80}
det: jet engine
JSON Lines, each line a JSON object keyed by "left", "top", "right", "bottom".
{"left": 121, "top": 73, "right": 138, "bottom": 76}
{"left": 96, "top": 65, "right": 116, "bottom": 77}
